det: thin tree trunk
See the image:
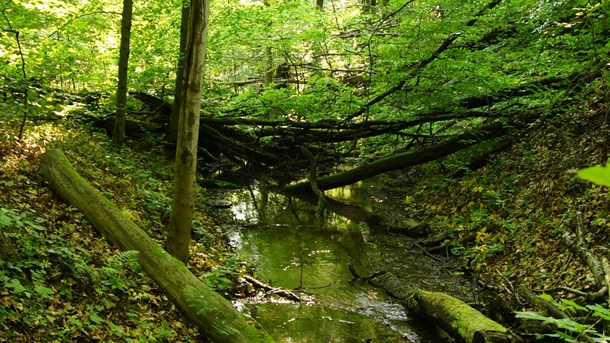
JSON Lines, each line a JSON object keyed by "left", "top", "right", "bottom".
{"left": 166, "top": 0, "right": 209, "bottom": 264}
{"left": 112, "top": 0, "right": 133, "bottom": 147}
{"left": 39, "top": 149, "right": 274, "bottom": 343}
{"left": 264, "top": 46, "right": 273, "bottom": 87}
{"left": 1, "top": 11, "right": 29, "bottom": 140}
{"left": 168, "top": 1, "right": 190, "bottom": 145}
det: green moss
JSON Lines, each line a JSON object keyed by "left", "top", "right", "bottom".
{"left": 239, "top": 322, "right": 275, "bottom": 343}
{"left": 416, "top": 290, "right": 506, "bottom": 343}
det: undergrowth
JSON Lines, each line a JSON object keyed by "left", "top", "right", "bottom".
{"left": 405, "top": 93, "right": 610, "bottom": 337}
{"left": 0, "top": 97, "right": 240, "bottom": 341}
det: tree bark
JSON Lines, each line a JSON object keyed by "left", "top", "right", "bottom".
{"left": 166, "top": 0, "right": 209, "bottom": 263}
{"left": 39, "top": 149, "right": 274, "bottom": 343}
{"left": 112, "top": 0, "right": 133, "bottom": 147}
{"left": 284, "top": 122, "right": 508, "bottom": 194}
{"left": 168, "top": 1, "right": 190, "bottom": 145}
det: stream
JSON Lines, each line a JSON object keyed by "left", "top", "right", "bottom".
{"left": 211, "top": 179, "right": 472, "bottom": 342}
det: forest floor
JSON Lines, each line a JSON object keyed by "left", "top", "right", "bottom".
{"left": 402, "top": 98, "right": 610, "bottom": 328}
{"left": 0, "top": 94, "right": 609, "bottom": 341}
{"left": 0, "top": 115, "right": 215, "bottom": 341}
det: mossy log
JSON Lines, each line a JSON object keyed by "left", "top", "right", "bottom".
{"left": 375, "top": 273, "right": 517, "bottom": 343}
{"left": 39, "top": 149, "right": 273, "bottom": 343}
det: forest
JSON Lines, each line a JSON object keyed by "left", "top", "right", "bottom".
{"left": 1, "top": 0, "right": 609, "bottom": 341}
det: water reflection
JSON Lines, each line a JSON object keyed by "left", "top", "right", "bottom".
{"left": 225, "top": 182, "right": 468, "bottom": 342}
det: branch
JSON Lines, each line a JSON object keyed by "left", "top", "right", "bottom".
{"left": 243, "top": 275, "right": 301, "bottom": 302}
{"left": 2, "top": 6, "right": 28, "bottom": 140}
{"left": 347, "top": 0, "right": 503, "bottom": 120}
{"left": 561, "top": 212, "right": 605, "bottom": 291}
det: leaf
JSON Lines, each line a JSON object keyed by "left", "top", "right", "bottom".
{"left": 578, "top": 163, "right": 610, "bottom": 187}
{"left": 5, "top": 279, "right": 26, "bottom": 294}
{"left": 515, "top": 311, "right": 552, "bottom": 322}
{"left": 560, "top": 298, "right": 587, "bottom": 311}
{"left": 0, "top": 212, "right": 12, "bottom": 227}
{"left": 587, "top": 304, "right": 610, "bottom": 320}
{"left": 34, "top": 284, "right": 55, "bottom": 298}
{"left": 89, "top": 312, "right": 104, "bottom": 324}
{"left": 538, "top": 293, "right": 557, "bottom": 304}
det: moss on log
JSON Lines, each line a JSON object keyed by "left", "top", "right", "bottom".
{"left": 375, "top": 273, "right": 515, "bottom": 343}
{"left": 39, "top": 148, "right": 273, "bottom": 343}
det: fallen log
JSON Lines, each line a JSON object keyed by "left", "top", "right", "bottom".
{"left": 39, "top": 149, "right": 273, "bottom": 343}
{"left": 373, "top": 272, "right": 516, "bottom": 343}
{"left": 284, "top": 122, "right": 508, "bottom": 194}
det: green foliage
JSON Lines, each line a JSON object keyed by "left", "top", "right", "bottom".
{"left": 0, "top": 205, "right": 182, "bottom": 341}
{"left": 578, "top": 162, "right": 610, "bottom": 188}
{"left": 516, "top": 296, "right": 610, "bottom": 342}
{"left": 511, "top": 163, "right": 610, "bottom": 341}
{"left": 94, "top": 250, "right": 141, "bottom": 293}
{"left": 203, "top": 253, "right": 245, "bottom": 294}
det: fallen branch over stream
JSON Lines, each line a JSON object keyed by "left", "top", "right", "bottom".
{"left": 243, "top": 276, "right": 302, "bottom": 302}
{"left": 39, "top": 149, "right": 273, "bottom": 343}
{"left": 284, "top": 122, "right": 508, "bottom": 194}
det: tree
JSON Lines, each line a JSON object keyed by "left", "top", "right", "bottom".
{"left": 168, "top": 1, "right": 190, "bottom": 145}
{"left": 1, "top": 5, "right": 29, "bottom": 141}
{"left": 39, "top": 149, "right": 274, "bottom": 342}
{"left": 112, "top": 0, "right": 134, "bottom": 147}
{"left": 166, "top": 0, "right": 209, "bottom": 264}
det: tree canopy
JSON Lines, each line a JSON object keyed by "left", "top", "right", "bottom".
{"left": 2, "top": 0, "right": 607, "bottom": 171}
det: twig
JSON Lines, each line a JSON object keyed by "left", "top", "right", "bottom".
{"left": 244, "top": 275, "right": 301, "bottom": 302}
{"left": 413, "top": 241, "right": 443, "bottom": 262}
{"left": 349, "top": 264, "right": 387, "bottom": 283}
{"left": 562, "top": 226, "right": 605, "bottom": 290}
{"left": 534, "top": 286, "right": 587, "bottom": 297}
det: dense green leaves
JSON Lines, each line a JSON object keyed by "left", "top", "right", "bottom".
{"left": 2, "top": 0, "right": 607, "bottom": 131}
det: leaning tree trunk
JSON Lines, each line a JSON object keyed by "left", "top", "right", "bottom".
{"left": 39, "top": 149, "right": 274, "bottom": 343}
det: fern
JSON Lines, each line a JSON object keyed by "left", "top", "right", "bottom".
{"left": 107, "top": 250, "right": 141, "bottom": 271}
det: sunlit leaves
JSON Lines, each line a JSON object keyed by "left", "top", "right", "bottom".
{"left": 578, "top": 163, "right": 610, "bottom": 188}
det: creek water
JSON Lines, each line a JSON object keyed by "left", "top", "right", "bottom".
{"left": 216, "top": 180, "right": 471, "bottom": 342}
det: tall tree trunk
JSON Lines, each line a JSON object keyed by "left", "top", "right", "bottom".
{"left": 262, "top": 0, "right": 273, "bottom": 87}
{"left": 166, "top": 0, "right": 209, "bottom": 264}
{"left": 1, "top": 10, "right": 29, "bottom": 140}
{"left": 112, "top": 0, "right": 133, "bottom": 147}
{"left": 168, "top": 1, "right": 190, "bottom": 145}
